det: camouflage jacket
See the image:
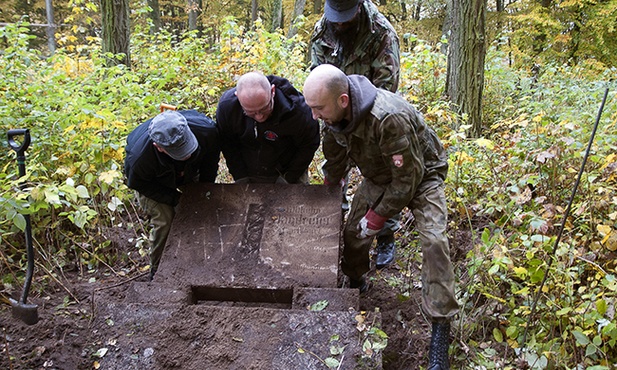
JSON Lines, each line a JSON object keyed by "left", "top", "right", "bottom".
{"left": 322, "top": 75, "right": 448, "bottom": 218}
{"left": 310, "top": 0, "right": 400, "bottom": 92}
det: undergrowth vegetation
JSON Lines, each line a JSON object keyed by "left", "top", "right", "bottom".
{"left": 1, "top": 19, "right": 616, "bottom": 368}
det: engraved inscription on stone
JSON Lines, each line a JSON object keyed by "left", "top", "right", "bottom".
{"left": 163, "top": 183, "right": 342, "bottom": 288}
{"left": 240, "top": 203, "right": 265, "bottom": 259}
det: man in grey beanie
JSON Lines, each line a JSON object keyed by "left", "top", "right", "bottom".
{"left": 124, "top": 109, "right": 220, "bottom": 279}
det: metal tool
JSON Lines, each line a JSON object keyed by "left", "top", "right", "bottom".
{"left": 7, "top": 129, "right": 39, "bottom": 325}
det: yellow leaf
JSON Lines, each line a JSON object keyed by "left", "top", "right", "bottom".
{"left": 600, "top": 153, "right": 617, "bottom": 170}
{"left": 474, "top": 138, "right": 495, "bottom": 150}
{"left": 99, "top": 170, "right": 122, "bottom": 185}
{"left": 597, "top": 224, "right": 612, "bottom": 237}
{"left": 602, "top": 233, "right": 617, "bottom": 251}
{"left": 513, "top": 266, "right": 527, "bottom": 277}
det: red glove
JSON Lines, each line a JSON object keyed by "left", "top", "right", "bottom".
{"left": 357, "top": 209, "right": 387, "bottom": 239}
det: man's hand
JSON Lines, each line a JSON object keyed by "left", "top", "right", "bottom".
{"left": 357, "top": 209, "right": 388, "bottom": 239}
{"left": 324, "top": 177, "right": 345, "bottom": 188}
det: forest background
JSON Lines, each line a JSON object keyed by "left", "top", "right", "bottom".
{"left": 1, "top": 0, "right": 617, "bottom": 368}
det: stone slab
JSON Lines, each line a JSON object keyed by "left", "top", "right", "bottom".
{"left": 94, "top": 184, "right": 383, "bottom": 369}
{"left": 155, "top": 183, "right": 343, "bottom": 289}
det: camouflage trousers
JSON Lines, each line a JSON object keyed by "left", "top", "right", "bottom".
{"left": 341, "top": 182, "right": 459, "bottom": 321}
{"left": 136, "top": 192, "right": 175, "bottom": 274}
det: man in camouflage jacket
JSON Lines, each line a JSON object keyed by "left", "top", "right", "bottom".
{"left": 310, "top": 0, "right": 400, "bottom": 92}
{"left": 311, "top": 0, "right": 401, "bottom": 268}
{"left": 303, "top": 64, "right": 458, "bottom": 370}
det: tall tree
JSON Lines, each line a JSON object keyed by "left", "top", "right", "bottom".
{"left": 148, "top": 0, "right": 162, "bottom": 33}
{"left": 101, "top": 0, "right": 131, "bottom": 67}
{"left": 45, "top": 0, "right": 56, "bottom": 54}
{"left": 188, "top": 0, "right": 201, "bottom": 31}
{"left": 287, "top": 0, "right": 307, "bottom": 37}
{"left": 251, "top": 0, "right": 258, "bottom": 26}
{"left": 446, "top": 0, "right": 486, "bottom": 136}
{"left": 271, "top": 0, "right": 283, "bottom": 31}
{"left": 313, "top": 0, "right": 322, "bottom": 14}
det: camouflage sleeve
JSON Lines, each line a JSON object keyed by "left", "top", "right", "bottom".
{"left": 371, "top": 30, "right": 400, "bottom": 92}
{"left": 321, "top": 129, "right": 348, "bottom": 183}
{"left": 309, "top": 20, "right": 327, "bottom": 71}
{"left": 310, "top": 40, "right": 328, "bottom": 71}
{"left": 373, "top": 112, "right": 423, "bottom": 218}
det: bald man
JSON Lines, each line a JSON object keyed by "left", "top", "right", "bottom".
{"left": 303, "top": 64, "right": 459, "bottom": 370}
{"left": 216, "top": 72, "right": 320, "bottom": 184}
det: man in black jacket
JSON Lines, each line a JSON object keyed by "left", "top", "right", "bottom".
{"left": 124, "top": 109, "right": 220, "bottom": 279}
{"left": 216, "top": 72, "right": 320, "bottom": 184}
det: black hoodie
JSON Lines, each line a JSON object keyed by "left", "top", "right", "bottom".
{"left": 124, "top": 110, "right": 220, "bottom": 206}
{"left": 216, "top": 75, "right": 320, "bottom": 183}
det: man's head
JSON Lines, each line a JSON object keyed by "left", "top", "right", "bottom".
{"left": 235, "top": 72, "right": 276, "bottom": 123}
{"left": 324, "top": 0, "right": 362, "bottom": 23}
{"left": 303, "top": 64, "right": 351, "bottom": 127}
{"left": 148, "top": 110, "right": 198, "bottom": 161}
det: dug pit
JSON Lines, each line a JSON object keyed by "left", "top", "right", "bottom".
{"left": 94, "top": 183, "right": 382, "bottom": 369}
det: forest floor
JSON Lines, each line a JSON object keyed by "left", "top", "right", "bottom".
{"left": 1, "top": 183, "right": 472, "bottom": 369}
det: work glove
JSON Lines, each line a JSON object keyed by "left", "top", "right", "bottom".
{"left": 324, "top": 177, "right": 345, "bottom": 188}
{"left": 357, "top": 209, "right": 388, "bottom": 239}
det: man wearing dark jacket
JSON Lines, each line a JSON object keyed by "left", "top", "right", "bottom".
{"left": 124, "top": 109, "right": 220, "bottom": 279}
{"left": 216, "top": 72, "right": 320, "bottom": 184}
{"left": 303, "top": 64, "right": 458, "bottom": 370}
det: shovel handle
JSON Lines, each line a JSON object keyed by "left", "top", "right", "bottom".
{"left": 8, "top": 129, "right": 31, "bottom": 155}
{"left": 160, "top": 103, "right": 177, "bottom": 112}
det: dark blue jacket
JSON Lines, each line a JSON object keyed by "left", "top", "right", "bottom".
{"left": 216, "top": 76, "right": 320, "bottom": 183}
{"left": 124, "top": 110, "right": 220, "bottom": 206}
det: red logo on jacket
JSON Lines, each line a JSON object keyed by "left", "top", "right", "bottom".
{"left": 264, "top": 131, "right": 278, "bottom": 141}
{"left": 392, "top": 154, "right": 404, "bottom": 167}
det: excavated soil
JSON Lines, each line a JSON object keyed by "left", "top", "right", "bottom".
{"left": 1, "top": 185, "right": 471, "bottom": 369}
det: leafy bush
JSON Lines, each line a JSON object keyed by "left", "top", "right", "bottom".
{"left": 1, "top": 16, "right": 617, "bottom": 369}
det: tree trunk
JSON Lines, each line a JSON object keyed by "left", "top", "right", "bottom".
{"left": 441, "top": 0, "right": 453, "bottom": 54}
{"left": 272, "top": 0, "right": 283, "bottom": 31}
{"left": 188, "top": 0, "right": 201, "bottom": 31}
{"left": 251, "top": 0, "right": 258, "bottom": 27}
{"left": 313, "top": 0, "right": 322, "bottom": 14}
{"left": 446, "top": 0, "right": 486, "bottom": 136}
{"left": 287, "top": 0, "right": 306, "bottom": 37}
{"left": 148, "top": 0, "right": 161, "bottom": 34}
{"left": 45, "top": 0, "right": 56, "bottom": 54}
{"left": 101, "top": 0, "right": 131, "bottom": 67}
{"left": 413, "top": 1, "right": 421, "bottom": 21}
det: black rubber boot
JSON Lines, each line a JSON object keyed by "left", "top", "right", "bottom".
{"left": 375, "top": 236, "right": 396, "bottom": 269}
{"left": 349, "top": 276, "right": 370, "bottom": 294}
{"left": 428, "top": 322, "right": 450, "bottom": 370}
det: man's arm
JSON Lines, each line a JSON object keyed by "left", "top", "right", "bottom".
{"left": 309, "top": 18, "right": 328, "bottom": 71}
{"left": 216, "top": 97, "right": 250, "bottom": 181}
{"left": 126, "top": 164, "right": 181, "bottom": 206}
{"left": 372, "top": 113, "right": 423, "bottom": 218}
{"left": 282, "top": 117, "right": 320, "bottom": 183}
{"left": 321, "top": 129, "right": 349, "bottom": 184}
{"left": 370, "top": 29, "right": 400, "bottom": 92}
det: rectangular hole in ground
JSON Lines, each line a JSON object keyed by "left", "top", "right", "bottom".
{"left": 190, "top": 286, "right": 293, "bottom": 309}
